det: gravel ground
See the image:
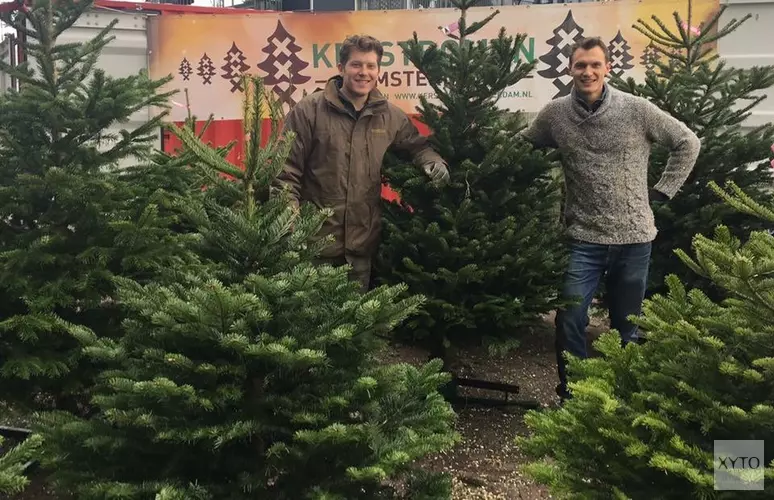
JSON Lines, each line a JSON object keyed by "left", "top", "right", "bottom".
{"left": 376, "top": 311, "right": 610, "bottom": 499}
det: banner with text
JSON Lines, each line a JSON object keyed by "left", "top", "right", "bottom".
{"left": 148, "top": 0, "right": 719, "bottom": 121}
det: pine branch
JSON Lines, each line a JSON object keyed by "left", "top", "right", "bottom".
{"left": 0, "top": 434, "right": 42, "bottom": 496}
{"left": 464, "top": 10, "right": 499, "bottom": 38}
{"left": 167, "top": 122, "right": 245, "bottom": 180}
{"left": 708, "top": 180, "right": 774, "bottom": 224}
{"left": 633, "top": 16, "right": 684, "bottom": 48}
{"left": 697, "top": 12, "right": 750, "bottom": 48}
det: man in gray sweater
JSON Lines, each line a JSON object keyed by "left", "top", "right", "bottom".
{"left": 521, "top": 37, "right": 701, "bottom": 401}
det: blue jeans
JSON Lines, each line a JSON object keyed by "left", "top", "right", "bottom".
{"left": 555, "top": 239, "right": 651, "bottom": 399}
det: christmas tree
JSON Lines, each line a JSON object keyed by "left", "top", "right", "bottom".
{"left": 0, "top": 0, "right": 192, "bottom": 414}
{"left": 375, "top": 0, "right": 567, "bottom": 364}
{"left": 518, "top": 179, "right": 774, "bottom": 498}
{"left": 34, "top": 76, "right": 459, "bottom": 500}
{"left": 611, "top": 0, "right": 774, "bottom": 297}
{"left": 0, "top": 433, "right": 41, "bottom": 496}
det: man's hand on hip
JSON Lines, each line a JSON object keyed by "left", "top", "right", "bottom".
{"left": 422, "top": 161, "right": 450, "bottom": 185}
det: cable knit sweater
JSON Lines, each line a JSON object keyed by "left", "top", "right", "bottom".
{"left": 522, "top": 85, "right": 701, "bottom": 245}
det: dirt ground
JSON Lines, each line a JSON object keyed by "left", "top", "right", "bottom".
{"left": 5, "top": 312, "right": 610, "bottom": 500}
{"left": 378, "top": 334, "right": 557, "bottom": 500}
{"left": 376, "top": 311, "right": 610, "bottom": 500}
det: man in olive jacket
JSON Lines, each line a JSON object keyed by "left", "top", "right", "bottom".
{"left": 274, "top": 34, "right": 449, "bottom": 291}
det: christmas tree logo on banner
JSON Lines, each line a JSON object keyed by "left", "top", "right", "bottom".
{"left": 221, "top": 42, "right": 251, "bottom": 93}
{"left": 607, "top": 30, "right": 634, "bottom": 78}
{"left": 537, "top": 10, "right": 586, "bottom": 99}
{"left": 256, "top": 20, "right": 311, "bottom": 109}
{"left": 197, "top": 53, "right": 216, "bottom": 85}
{"left": 178, "top": 57, "right": 192, "bottom": 81}
{"left": 640, "top": 41, "right": 660, "bottom": 70}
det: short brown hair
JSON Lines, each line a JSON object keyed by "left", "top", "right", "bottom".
{"left": 339, "top": 34, "right": 384, "bottom": 66}
{"left": 569, "top": 37, "right": 609, "bottom": 63}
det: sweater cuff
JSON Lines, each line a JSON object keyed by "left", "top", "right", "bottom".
{"left": 652, "top": 183, "right": 676, "bottom": 200}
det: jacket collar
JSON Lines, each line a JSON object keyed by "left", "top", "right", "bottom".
{"left": 323, "top": 75, "right": 387, "bottom": 117}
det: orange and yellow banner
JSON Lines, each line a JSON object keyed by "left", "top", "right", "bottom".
{"left": 148, "top": 0, "right": 719, "bottom": 121}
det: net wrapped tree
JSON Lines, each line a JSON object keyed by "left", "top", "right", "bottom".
{"left": 374, "top": 0, "right": 567, "bottom": 385}
{"left": 611, "top": 0, "right": 774, "bottom": 298}
{"left": 518, "top": 179, "right": 774, "bottom": 498}
{"left": 33, "top": 76, "right": 459, "bottom": 500}
{"left": 0, "top": 0, "right": 196, "bottom": 415}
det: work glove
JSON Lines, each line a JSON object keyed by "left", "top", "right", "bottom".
{"left": 423, "top": 161, "right": 450, "bottom": 185}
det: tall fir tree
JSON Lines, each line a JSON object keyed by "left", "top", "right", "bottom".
{"left": 375, "top": 0, "right": 567, "bottom": 365}
{"left": 518, "top": 179, "right": 774, "bottom": 498}
{"left": 611, "top": 0, "right": 774, "bottom": 297}
{"left": 33, "top": 76, "right": 459, "bottom": 500}
{"left": 0, "top": 0, "right": 195, "bottom": 414}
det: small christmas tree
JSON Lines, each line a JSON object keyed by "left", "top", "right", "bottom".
{"left": 518, "top": 179, "right": 774, "bottom": 498}
{"left": 375, "top": 0, "right": 567, "bottom": 366}
{"left": 0, "top": 433, "right": 42, "bottom": 496}
{"left": 34, "top": 76, "right": 459, "bottom": 500}
{"left": 611, "top": 0, "right": 774, "bottom": 297}
{"left": 0, "top": 0, "right": 192, "bottom": 414}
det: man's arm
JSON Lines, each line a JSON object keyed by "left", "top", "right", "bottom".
{"left": 641, "top": 99, "right": 701, "bottom": 200}
{"left": 273, "top": 102, "right": 313, "bottom": 208}
{"left": 392, "top": 113, "right": 449, "bottom": 182}
{"left": 519, "top": 106, "right": 558, "bottom": 149}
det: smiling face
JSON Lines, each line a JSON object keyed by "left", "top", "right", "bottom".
{"left": 338, "top": 48, "right": 379, "bottom": 98}
{"left": 570, "top": 45, "right": 610, "bottom": 100}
